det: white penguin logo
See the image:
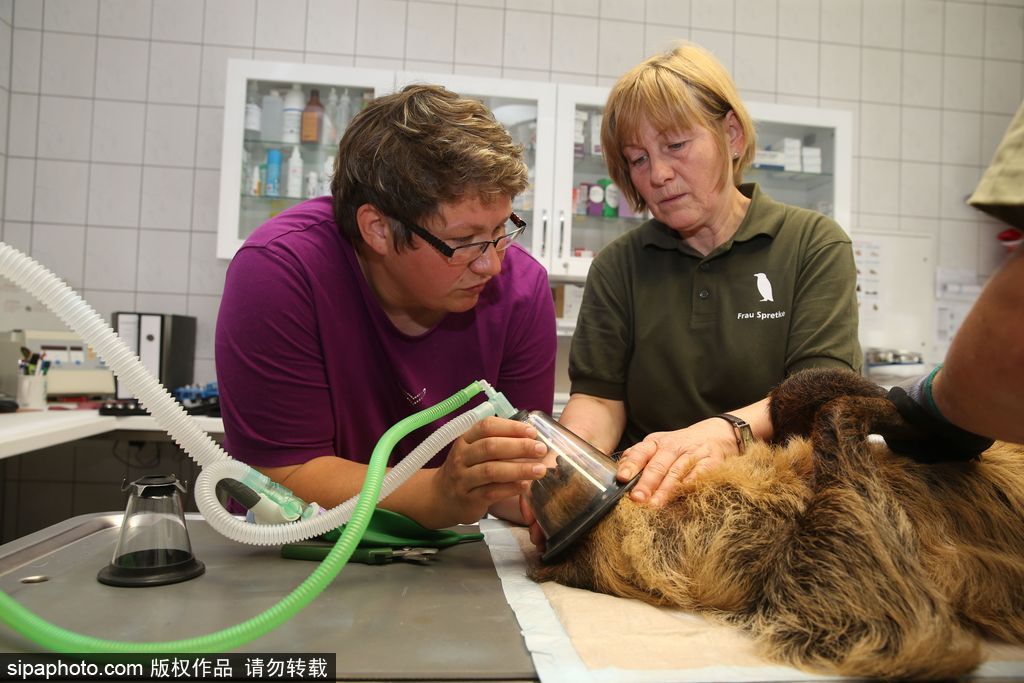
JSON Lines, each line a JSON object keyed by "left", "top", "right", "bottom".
{"left": 754, "top": 273, "right": 774, "bottom": 302}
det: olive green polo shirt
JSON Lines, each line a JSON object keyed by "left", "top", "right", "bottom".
{"left": 569, "top": 183, "right": 862, "bottom": 451}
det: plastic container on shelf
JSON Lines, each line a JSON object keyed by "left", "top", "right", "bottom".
{"left": 264, "top": 149, "right": 282, "bottom": 197}
{"left": 244, "top": 82, "right": 261, "bottom": 138}
{"left": 587, "top": 183, "right": 605, "bottom": 217}
{"left": 282, "top": 84, "right": 304, "bottom": 145}
{"left": 260, "top": 89, "right": 284, "bottom": 142}
{"left": 322, "top": 88, "right": 339, "bottom": 146}
{"left": 602, "top": 181, "right": 619, "bottom": 218}
{"left": 337, "top": 89, "right": 353, "bottom": 133}
{"left": 286, "top": 147, "right": 303, "bottom": 198}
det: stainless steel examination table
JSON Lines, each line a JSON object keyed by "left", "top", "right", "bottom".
{"left": 0, "top": 513, "right": 538, "bottom": 681}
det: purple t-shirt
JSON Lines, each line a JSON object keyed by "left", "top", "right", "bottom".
{"left": 215, "top": 197, "right": 556, "bottom": 470}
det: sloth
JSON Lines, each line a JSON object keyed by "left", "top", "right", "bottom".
{"left": 530, "top": 368, "right": 1024, "bottom": 679}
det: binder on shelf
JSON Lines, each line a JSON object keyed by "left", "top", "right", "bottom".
{"left": 113, "top": 312, "right": 197, "bottom": 400}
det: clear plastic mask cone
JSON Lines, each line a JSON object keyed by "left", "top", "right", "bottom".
{"left": 515, "top": 410, "right": 639, "bottom": 561}
{"left": 97, "top": 474, "right": 205, "bottom": 587}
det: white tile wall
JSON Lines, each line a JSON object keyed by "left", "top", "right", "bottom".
{"left": 87, "top": 163, "right": 142, "bottom": 227}
{"left": 254, "top": 0, "right": 307, "bottom": 52}
{"left": 552, "top": 14, "right": 598, "bottom": 74}
{"left": 37, "top": 95, "right": 93, "bottom": 161}
{"left": 202, "top": 0, "right": 255, "bottom": 48}
{"left": 984, "top": 5, "right": 1024, "bottom": 60}
{"left": 31, "top": 222, "right": 86, "bottom": 288}
{"left": 12, "top": 0, "right": 41, "bottom": 29}
{"left": 95, "top": 38, "right": 150, "bottom": 101}
{"left": 901, "top": 52, "right": 942, "bottom": 108}
{"left": 820, "top": 43, "right": 860, "bottom": 99}
{"left": 143, "top": 103, "right": 197, "bottom": 167}
{"left": 942, "top": 110, "right": 983, "bottom": 165}
{"left": 98, "top": 0, "right": 151, "bottom": 40}
{"left": 305, "top": 0, "right": 357, "bottom": 55}
{"left": 735, "top": 0, "right": 776, "bottom": 37}
{"left": 91, "top": 100, "right": 145, "bottom": 164}
{"left": 944, "top": 2, "right": 984, "bottom": 57}
{"left": 903, "top": 0, "right": 944, "bottom": 53}
{"left": 83, "top": 226, "right": 138, "bottom": 291}
{"left": 691, "top": 0, "right": 733, "bottom": 32}
{"left": 2, "top": 0, "right": 1022, "bottom": 381}
{"left": 900, "top": 107, "right": 942, "bottom": 162}
{"left": 942, "top": 56, "right": 983, "bottom": 110}
{"left": 734, "top": 35, "right": 777, "bottom": 91}
{"left": 646, "top": 0, "right": 689, "bottom": 27}
{"left": 779, "top": 0, "right": 819, "bottom": 40}
{"left": 505, "top": 11, "right": 552, "bottom": 71}
{"left": 357, "top": 0, "right": 407, "bottom": 59}
{"left": 136, "top": 229, "right": 189, "bottom": 293}
{"left": 899, "top": 161, "right": 941, "bottom": 218}
{"left": 861, "top": 48, "right": 901, "bottom": 103}
{"left": 777, "top": 39, "right": 818, "bottom": 97}
{"left": 0, "top": 21, "right": 11, "bottom": 88}
{"left": 43, "top": 0, "right": 97, "bottom": 34}
{"left": 596, "top": 18, "right": 643, "bottom": 78}
{"left": 139, "top": 166, "right": 194, "bottom": 230}
{"left": 33, "top": 160, "right": 88, "bottom": 224}
{"left": 40, "top": 33, "right": 95, "bottom": 97}
{"left": 862, "top": 0, "right": 902, "bottom": 49}
{"left": 8, "top": 92, "right": 37, "bottom": 156}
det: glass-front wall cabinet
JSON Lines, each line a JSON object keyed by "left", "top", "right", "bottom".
{"left": 550, "top": 85, "right": 652, "bottom": 278}
{"left": 217, "top": 60, "right": 394, "bottom": 259}
{"left": 745, "top": 101, "right": 852, "bottom": 233}
{"left": 218, "top": 63, "right": 852, "bottom": 279}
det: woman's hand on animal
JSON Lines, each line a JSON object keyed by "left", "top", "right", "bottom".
{"left": 616, "top": 418, "right": 738, "bottom": 506}
{"left": 431, "top": 416, "right": 549, "bottom": 524}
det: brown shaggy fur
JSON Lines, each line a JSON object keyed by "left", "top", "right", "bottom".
{"left": 530, "top": 368, "right": 1024, "bottom": 679}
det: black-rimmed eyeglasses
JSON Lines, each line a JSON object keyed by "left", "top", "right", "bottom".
{"left": 405, "top": 213, "right": 527, "bottom": 265}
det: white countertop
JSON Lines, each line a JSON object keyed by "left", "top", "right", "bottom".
{"left": 0, "top": 409, "right": 224, "bottom": 460}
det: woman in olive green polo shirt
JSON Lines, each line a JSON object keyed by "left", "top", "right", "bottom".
{"left": 553, "top": 44, "right": 862, "bottom": 514}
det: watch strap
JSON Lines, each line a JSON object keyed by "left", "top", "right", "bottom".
{"left": 713, "top": 413, "right": 754, "bottom": 453}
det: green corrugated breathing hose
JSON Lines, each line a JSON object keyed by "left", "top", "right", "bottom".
{"left": 0, "top": 382, "right": 482, "bottom": 653}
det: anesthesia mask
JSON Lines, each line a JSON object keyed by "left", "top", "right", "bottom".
{"left": 515, "top": 410, "right": 639, "bottom": 562}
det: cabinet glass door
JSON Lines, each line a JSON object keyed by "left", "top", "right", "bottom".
{"left": 745, "top": 102, "right": 852, "bottom": 233}
{"left": 395, "top": 72, "right": 558, "bottom": 270}
{"left": 217, "top": 61, "right": 395, "bottom": 259}
{"left": 550, "top": 85, "right": 649, "bottom": 278}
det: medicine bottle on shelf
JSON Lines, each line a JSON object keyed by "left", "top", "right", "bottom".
{"left": 260, "top": 89, "right": 284, "bottom": 142}
{"left": 337, "top": 89, "right": 353, "bottom": 132}
{"left": 321, "top": 88, "right": 339, "bottom": 146}
{"left": 282, "top": 84, "right": 304, "bottom": 145}
{"left": 286, "top": 147, "right": 304, "bottom": 198}
{"left": 244, "top": 82, "right": 261, "bottom": 139}
{"left": 300, "top": 89, "right": 324, "bottom": 144}
{"left": 264, "top": 149, "right": 281, "bottom": 197}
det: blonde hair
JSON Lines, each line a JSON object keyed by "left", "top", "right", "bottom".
{"left": 600, "top": 43, "right": 756, "bottom": 213}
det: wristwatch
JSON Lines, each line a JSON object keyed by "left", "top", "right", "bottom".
{"left": 713, "top": 413, "right": 755, "bottom": 453}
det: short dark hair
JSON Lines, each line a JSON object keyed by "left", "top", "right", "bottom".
{"left": 331, "top": 84, "right": 530, "bottom": 249}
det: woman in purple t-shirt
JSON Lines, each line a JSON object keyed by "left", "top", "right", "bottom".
{"left": 215, "top": 85, "right": 556, "bottom": 529}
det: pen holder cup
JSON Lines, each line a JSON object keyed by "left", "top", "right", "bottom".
{"left": 16, "top": 375, "right": 47, "bottom": 410}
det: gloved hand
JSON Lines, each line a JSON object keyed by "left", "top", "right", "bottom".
{"left": 879, "top": 366, "right": 994, "bottom": 463}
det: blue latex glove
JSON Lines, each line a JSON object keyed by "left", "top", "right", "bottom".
{"left": 880, "top": 365, "right": 994, "bottom": 463}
